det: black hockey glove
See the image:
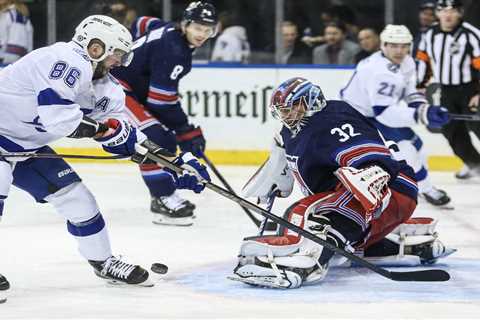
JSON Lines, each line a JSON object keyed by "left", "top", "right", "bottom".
{"left": 175, "top": 124, "right": 206, "bottom": 158}
{"left": 131, "top": 139, "right": 176, "bottom": 165}
{"left": 68, "top": 115, "right": 109, "bottom": 139}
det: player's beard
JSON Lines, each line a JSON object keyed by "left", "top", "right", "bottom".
{"left": 93, "top": 61, "right": 109, "bottom": 80}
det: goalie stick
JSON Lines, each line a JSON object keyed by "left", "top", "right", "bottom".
{"left": 201, "top": 153, "right": 277, "bottom": 231}
{"left": 143, "top": 149, "right": 450, "bottom": 282}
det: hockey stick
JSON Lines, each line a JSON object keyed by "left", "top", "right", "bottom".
{"left": 201, "top": 153, "right": 277, "bottom": 231}
{"left": 258, "top": 193, "right": 277, "bottom": 236}
{"left": 450, "top": 113, "right": 480, "bottom": 121}
{"left": 0, "top": 152, "right": 130, "bottom": 160}
{"left": 142, "top": 150, "right": 450, "bottom": 282}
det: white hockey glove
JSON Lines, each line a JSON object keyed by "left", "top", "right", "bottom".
{"left": 241, "top": 136, "right": 294, "bottom": 204}
{"left": 334, "top": 165, "right": 391, "bottom": 220}
{"left": 415, "top": 103, "right": 450, "bottom": 128}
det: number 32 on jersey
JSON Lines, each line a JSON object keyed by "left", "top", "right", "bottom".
{"left": 330, "top": 123, "right": 361, "bottom": 142}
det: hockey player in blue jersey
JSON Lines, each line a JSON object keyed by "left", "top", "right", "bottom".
{"left": 111, "top": 1, "right": 218, "bottom": 226}
{"left": 0, "top": 15, "right": 210, "bottom": 292}
{"left": 230, "top": 77, "right": 454, "bottom": 289}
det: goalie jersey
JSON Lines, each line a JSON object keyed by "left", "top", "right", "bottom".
{"left": 111, "top": 19, "right": 194, "bottom": 131}
{"left": 280, "top": 100, "right": 418, "bottom": 201}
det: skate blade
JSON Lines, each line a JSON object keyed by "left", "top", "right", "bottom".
{"left": 104, "top": 278, "right": 155, "bottom": 287}
{"left": 152, "top": 215, "right": 193, "bottom": 227}
{"left": 227, "top": 275, "right": 287, "bottom": 289}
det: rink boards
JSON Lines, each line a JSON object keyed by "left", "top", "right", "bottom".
{"left": 19, "top": 64, "right": 473, "bottom": 169}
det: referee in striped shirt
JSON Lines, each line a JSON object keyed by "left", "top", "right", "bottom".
{"left": 417, "top": 0, "right": 480, "bottom": 179}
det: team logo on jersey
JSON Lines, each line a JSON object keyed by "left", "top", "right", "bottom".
{"left": 23, "top": 116, "right": 46, "bottom": 133}
{"left": 387, "top": 63, "right": 400, "bottom": 73}
{"left": 449, "top": 41, "right": 460, "bottom": 55}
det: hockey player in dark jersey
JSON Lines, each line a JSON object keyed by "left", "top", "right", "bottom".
{"left": 111, "top": 2, "right": 218, "bottom": 226}
{"left": 230, "top": 77, "right": 454, "bottom": 289}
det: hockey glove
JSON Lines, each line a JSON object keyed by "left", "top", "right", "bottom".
{"left": 415, "top": 104, "right": 450, "bottom": 129}
{"left": 68, "top": 115, "right": 108, "bottom": 138}
{"left": 132, "top": 141, "right": 210, "bottom": 193}
{"left": 94, "top": 119, "right": 140, "bottom": 155}
{"left": 168, "top": 152, "right": 210, "bottom": 193}
{"left": 334, "top": 166, "right": 391, "bottom": 221}
{"left": 176, "top": 124, "right": 206, "bottom": 158}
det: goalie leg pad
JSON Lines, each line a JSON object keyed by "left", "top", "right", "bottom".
{"left": 232, "top": 190, "right": 364, "bottom": 288}
{"left": 363, "top": 217, "right": 456, "bottom": 266}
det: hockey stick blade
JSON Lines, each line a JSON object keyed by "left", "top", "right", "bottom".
{"left": 144, "top": 151, "right": 450, "bottom": 282}
{"left": 201, "top": 153, "right": 277, "bottom": 231}
{"left": 389, "top": 269, "right": 450, "bottom": 282}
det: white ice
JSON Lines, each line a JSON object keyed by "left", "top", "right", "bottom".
{"left": 1, "top": 163, "right": 479, "bottom": 319}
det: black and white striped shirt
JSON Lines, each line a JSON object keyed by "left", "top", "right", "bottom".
{"left": 416, "top": 21, "right": 480, "bottom": 87}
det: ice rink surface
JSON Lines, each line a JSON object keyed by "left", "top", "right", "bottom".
{"left": 1, "top": 163, "right": 480, "bottom": 319}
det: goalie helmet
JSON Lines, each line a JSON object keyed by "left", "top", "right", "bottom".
{"left": 73, "top": 15, "right": 133, "bottom": 65}
{"left": 270, "top": 77, "right": 327, "bottom": 132}
{"left": 380, "top": 24, "right": 413, "bottom": 45}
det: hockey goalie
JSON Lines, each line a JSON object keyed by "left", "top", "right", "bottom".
{"left": 229, "top": 77, "right": 455, "bottom": 289}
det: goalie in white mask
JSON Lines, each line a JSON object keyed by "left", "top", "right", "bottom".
{"left": 229, "top": 77, "right": 454, "bottom": 289}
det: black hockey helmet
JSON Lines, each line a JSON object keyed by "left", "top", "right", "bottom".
{"left": 183, "top": 1, "right": 218, "bottom": 26}
{"left": 436, "top": 0, "right": 463, "bottom": 10}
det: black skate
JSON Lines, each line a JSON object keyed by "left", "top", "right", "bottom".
{"left": 0, "top": 274, "right": 10, "bottom": 303}
{"left": 455, "top": 164, "right": 480, "bottom": 180}
{"left": 151, "top": 192, "right": 195, "bottom": 226}
{"left": 421, "top": 188, "right": 453, "bottom": 210}
{"left": 407, "top": 239, "right": 457, "bottom": 265}
{"left": 89, "top": 256, "right": 153, "bottom": 287}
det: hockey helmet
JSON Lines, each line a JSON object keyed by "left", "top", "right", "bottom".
{"left": 73, "top": 15, "right": 133, "bottom": 66}
{"left": 182, "top": 2, "right": 218, "bottom": 37}
{"left": 380, "top": 24, "right": 413, "bottom": 45}
{"left": 270, "top": 77, "right": 326, "bottom": 131}
{"left": 436, "top": 0, "right": 463, "bottom": 10}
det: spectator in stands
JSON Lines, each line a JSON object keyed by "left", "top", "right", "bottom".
{"left": 413, "top": 0, "right": 437, "bottom": 56}
{"left": 354, "top": 28, "right": 380, "bottom": 64}
{"left": 279, "top": 21, "right": 311, "bottom": 64}
{"left": 313, "top": 21, "right": 359, "bottom": 65}
{"left": 0, "top": 0, "right": 33, "bottom": 64}
{"left": 94, "top": 0, "right": 137, "bottom": 29}
{"left": 211, "top": 11, "right": 250, "bottom": 63}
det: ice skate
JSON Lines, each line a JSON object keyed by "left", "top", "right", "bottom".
{"left": 420, "top": 187, "right": 453, "bottom": 210}
{"left": 151, "top": 192, "right": 196, "bottom": 226}
{"left": 0, "top": 274, "right": 9, "bottom": 303}
{"left": 455, "top": 164, "right": 480, "bottom": 180}
{"left": 89, "top": 256, "right": 153, "bottom": 287}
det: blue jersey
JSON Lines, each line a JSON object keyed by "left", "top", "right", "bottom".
{"left": 281, "top": 100, "right": 418, "bottom": 201}
{"left": 111, "top": 19, "right": 194, "bottom": 131}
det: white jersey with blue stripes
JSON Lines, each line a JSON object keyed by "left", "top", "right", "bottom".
{"left": 340, "top": 51, "right": 420, "bottom": 128}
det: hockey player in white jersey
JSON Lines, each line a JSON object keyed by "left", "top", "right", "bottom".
{"left": 0, "top": 15, "right": 210, "bottom": 292}
{"left": 0, "top": 0, "right": 33, "bottom": 64}
{"left": 340, "top": 24, "right": 452, "bottom": 208}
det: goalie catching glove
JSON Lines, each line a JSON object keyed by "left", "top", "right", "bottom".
{"left": 132, "top": 140, "right": 210, "bottom": 193}
{"left": 334, "top": 165, "right": 391, "bottom": 220}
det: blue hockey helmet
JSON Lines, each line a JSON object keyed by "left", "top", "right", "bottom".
{"left": 183, "top": 2, "right": 218, "bottom": 26}
{"left": 270, "top": 77, "right": 327, "bottom": 131}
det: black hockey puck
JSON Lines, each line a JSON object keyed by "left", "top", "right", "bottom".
{"left": 151, "top": 263, "right": 168, "bottom": 274}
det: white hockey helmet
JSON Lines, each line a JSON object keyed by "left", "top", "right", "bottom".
{"left": 73, "top": 15, "right": 133, "bottom": 65}
{"left": 380, "top": 24, "right": 413, "bottom": 45}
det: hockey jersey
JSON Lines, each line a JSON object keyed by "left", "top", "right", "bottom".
{"left": 0, "top": 4, "right": 33, "bottom": 64}
{"left": 0, "top": 41, "right": 133, "bottom": 153}
{"left": 111, "top": 19, "right": 194, "bottom": 131}
{"left": 340, "top": 51, "right": 422, "bottom": 128}
{"left": 280, "top": 100, "right": 418, "bottom": 201}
